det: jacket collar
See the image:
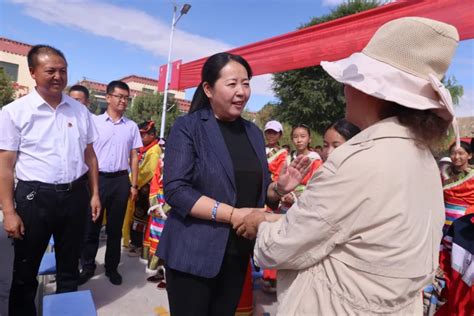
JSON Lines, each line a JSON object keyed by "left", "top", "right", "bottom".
{"left": 200, "top": 107, "right": 211, "bottom": 120}
{"left": 201, "top": 107, "right": 236, "bottom": 190}
{"left": 199, "top": 107, "right": 266, "bottom": 193}
{"left": 325, "top": 117, "right": 415, "bottom": 173}
{"left": 347, "top": 116, "right": 414, "bottom": 145}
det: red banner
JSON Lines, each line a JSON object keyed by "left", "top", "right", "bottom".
{"left": 169, "top": 60, "right": 182, "bottom": 90}
{"left": 175, "top": 0, "right": 474, "bottom": 90}
{"left": 157, "top": 64, "right": 167, "bottom": 92}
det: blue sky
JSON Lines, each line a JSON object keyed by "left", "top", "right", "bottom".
{"left": 1, "top": 0, "right": 472, "bottom": 117}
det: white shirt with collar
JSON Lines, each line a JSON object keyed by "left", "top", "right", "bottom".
{"left": 0, "top": 88, "right": 98, "bottom": 183}
{"left": 92, "top": 113, "right": 142, "bottom": 173}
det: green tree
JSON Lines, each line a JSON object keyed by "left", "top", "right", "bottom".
{"left": 241, "top": 109, "right": 255, "bottom": 122}
{"left": 126, "top": 93, "right": 180, "bottom": 137}
{"left": 88, "top": 89, "right": 101, "bottom": 114}
{"left": 443, "top": 75, "right": 464, "bottom": 105}
{"left": 255, "top": 102, "right": 276, "bottom": 129}
{"left": 0, "top": 68, "right": 15, "bottom": 107}
{"left": 272, "top": 0, "right": 381, "bottom": 134}
{"left": 432, "top": 74, "right": 465, "bottom": 156}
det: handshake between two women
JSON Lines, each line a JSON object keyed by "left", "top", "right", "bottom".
{"left": 232, "top": 154, "right": 311, "bottom": 240}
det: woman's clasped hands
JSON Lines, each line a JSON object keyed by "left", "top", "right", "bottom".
{"left": 232, "top": 208, "right": 266, "bottom": 240}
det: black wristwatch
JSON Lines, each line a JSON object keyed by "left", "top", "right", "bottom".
{"left": 131, "top": 185, "right": 138, "bottom": 189}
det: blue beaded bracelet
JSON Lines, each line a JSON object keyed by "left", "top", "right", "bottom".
{"left": 211, "top": 201, "right": 220, "bottom": 221}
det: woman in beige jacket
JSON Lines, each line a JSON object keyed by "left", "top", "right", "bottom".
{"left": 237, "top": 17, "right": 461, "bottom": 315}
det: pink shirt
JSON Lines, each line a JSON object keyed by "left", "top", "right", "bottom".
{"left": 92, "top": 113, "right": 142, "bottom": 172}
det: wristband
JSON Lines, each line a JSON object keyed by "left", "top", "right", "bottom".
{"left": 273, "top": 182, "right": 286, "bottom": 197}
{"left": 131, "top": 185, "right": 138, "bottom": 189}
{"left": 211, "top": 201, "right": 220, "bottom": 221}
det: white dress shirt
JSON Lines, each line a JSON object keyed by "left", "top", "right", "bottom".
{"left": 92, "top": 113, "right": 142, "bottom": 173}
{"left": 0, "top": 89, "right": 98, "bottom": 183}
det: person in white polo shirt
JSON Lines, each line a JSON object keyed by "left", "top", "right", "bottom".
{"left": 0, "top": 45, "right": 100, "bottom": 316}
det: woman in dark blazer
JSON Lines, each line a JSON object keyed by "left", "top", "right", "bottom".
{"left": 157, "top": 52, "right": 308, "bottom": 316}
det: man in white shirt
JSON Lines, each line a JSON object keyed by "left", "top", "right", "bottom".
{"left": 0, "top": 45, "right": 101, "bottom": 316}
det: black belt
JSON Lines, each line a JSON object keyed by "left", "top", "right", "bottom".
{"left": 19, "top": 173, "right": 88, "bottom": 192}
{"left": 99, "top": 170, "right": 128, "bottom": 178}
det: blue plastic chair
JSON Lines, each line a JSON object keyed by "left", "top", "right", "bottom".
{"left": 251, "top": 258, "right": 263, "bottom": 290}
{"left": 38, "top": 253, "right": 56, "bottom": 275}
{"left": 37, "top": 238, "right": 57, "bottom": 315}
{"left": 43, "top": 290, "right": 97, "bottom": 316}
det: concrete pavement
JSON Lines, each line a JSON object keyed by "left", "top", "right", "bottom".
{"left": 0, "top": 213, "right": 13, "bottom": 316}
{"left": 0, "top": 218, "right": 278, "bottom": 316}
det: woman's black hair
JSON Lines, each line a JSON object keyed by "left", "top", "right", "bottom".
{"left": 326, "top": 119, "right": 361, "bottom": 141}
{"left": 291, "top": 123, "right": 311, "bottom": 137}
{"left": 291, "top": 124, "right": 312, "bottom": 150}
{"left": 189, "top": 52, "right": 253, "bottom": 113}
{"left": 449, "top": 141, "right": 472, "bottom": 154}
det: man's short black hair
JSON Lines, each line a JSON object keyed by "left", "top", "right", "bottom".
{"left": 106, "top": 80, "right": 130, "bottom": 95}
{"left": 69, "top": 85, "right": 90, "bottom": 100}
{"left": 27, "top": 45, "right": 67, "bottom": 69}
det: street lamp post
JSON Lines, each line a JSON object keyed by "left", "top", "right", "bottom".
{"left": 159, "top": 3, "right": 191, "bottom": 139}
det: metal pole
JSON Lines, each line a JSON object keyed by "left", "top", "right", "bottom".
{"left": 160, "top": 5, "right": 177, "bottom": 139}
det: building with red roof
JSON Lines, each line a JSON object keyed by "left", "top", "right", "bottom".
{"left": 78, "top": 77, "right": 189, "bottom": 113}
{"left": 0, "top": 36, "right": 191, "bottom": 113}
{"left": 0, "top": 37, "right": 35, "bottom": 97}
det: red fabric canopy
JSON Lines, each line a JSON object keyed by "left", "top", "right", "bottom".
{"left": 164, "top": 0, "right": 473, "bottom": 91}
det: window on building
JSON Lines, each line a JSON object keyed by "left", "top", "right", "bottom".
{"left": 0, "top": 61, "right": 19, "bottom": 81}
{"left": 167, "top": 92, "right": 175, "bottom": 106}
{"left": 142, "top": 88, "right": 154, "bottom": 94}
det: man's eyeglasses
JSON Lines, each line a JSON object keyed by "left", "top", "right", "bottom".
{"left": 109, "top": 94, "right": 132, "bottom": 102}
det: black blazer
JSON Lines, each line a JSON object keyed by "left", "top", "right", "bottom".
{"left": 157, "top": 107, "right": 272, "bottom": 278}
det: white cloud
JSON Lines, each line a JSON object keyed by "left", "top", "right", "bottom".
{"left": 251, "top": 74, "right": 274, "bottom": 96}
{"left": 12, "top": 0, "right": 230, "bottom": 61}
{"left": 11, "top": 0, "right": 275, "bottom": 96}
{"left": 456, "top": 88, "right": 474, "bottom": 118}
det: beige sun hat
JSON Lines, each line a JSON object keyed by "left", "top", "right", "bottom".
{"left": 321, "top": 17, "right": 460, "bottom": 144}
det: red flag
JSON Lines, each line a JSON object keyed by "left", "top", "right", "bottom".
{"left": 169, "top": 60, "right": 182, "bottom": 90}
{"left": 157, "top": 64, "right": 168, "bottom": 92}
